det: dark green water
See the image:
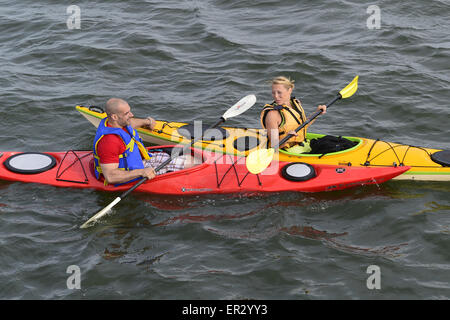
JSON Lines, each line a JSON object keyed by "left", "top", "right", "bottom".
{"left": 0, "top": 0, "right": 449, "bottom": 300}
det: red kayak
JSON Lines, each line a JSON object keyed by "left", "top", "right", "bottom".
{"left": 0, "top": 146, "right": 408, "bottom": 195}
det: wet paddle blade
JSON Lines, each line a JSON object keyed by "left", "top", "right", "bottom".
{"left": 222, "top": 94, "right": 256, "bottom": 120}
{"left": 246, "top": 148, "right": 275, "bottom": 174}
{"left": 339, "top": 75, "right": 359, "bottom": 99}
{"left": 80, "top": 196, "right": 122, "bottom": 229}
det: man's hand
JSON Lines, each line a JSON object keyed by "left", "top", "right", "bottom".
{"left": 140, "top": 167, "right": 156, "bottom": 180}
{"left": 129, "top": 117, "right": 156, "bottom": 130}
{"left": 146, "top": 117, "right": 156, "bottom": 130}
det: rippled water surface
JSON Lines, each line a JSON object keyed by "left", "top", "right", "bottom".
{"left": 0, "top": 0, "right": 449, "bottom": 300}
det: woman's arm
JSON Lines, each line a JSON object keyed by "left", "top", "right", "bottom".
{"left": 264, "top": 111, "right": 282, "bottom": 148}
{"left": 307, "top": 105, "right": 327, "bottom": 125}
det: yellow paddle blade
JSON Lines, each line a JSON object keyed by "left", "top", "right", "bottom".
{"left": 339, "top": 75, "right": 359, "bottom": 99}
{"left": 246, "top": 148, "right": 275, "bottom": 174}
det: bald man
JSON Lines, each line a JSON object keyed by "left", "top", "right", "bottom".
{"left": 92, "top": 98, "right": 191, "bottom": 186}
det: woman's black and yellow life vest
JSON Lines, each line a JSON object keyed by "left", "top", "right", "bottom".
{"left": 260, "top": 97, "right": 308, "bottom": 148}
{"left": 93, "top": 118, "right": 151, "bottom": 185}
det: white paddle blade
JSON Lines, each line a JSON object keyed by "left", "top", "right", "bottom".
{"left": 246, "top": 148, "right": 275, "bottom": 174}
{"left": 222, "top": 94, "right": 256, "bottom": 120}
{"left": 80, "top": 196, "right": 122, "bottom": 229}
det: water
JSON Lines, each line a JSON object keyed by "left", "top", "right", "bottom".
{"left": 0, "top": 0, "right": 449, "bottom": 300}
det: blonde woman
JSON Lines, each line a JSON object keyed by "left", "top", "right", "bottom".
{"left": 260, "top": 76, "right": 327, "bottom": 153}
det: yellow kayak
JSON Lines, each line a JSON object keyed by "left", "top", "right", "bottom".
{"left": 76, "top": 105, "right": 450, "bottom": 181}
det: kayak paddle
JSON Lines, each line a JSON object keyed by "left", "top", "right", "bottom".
{"left": 246, "top": 75, "right": 359, "bottom": 174}
{"left": 80, "top": 94, "right": 257, "bottom": 229}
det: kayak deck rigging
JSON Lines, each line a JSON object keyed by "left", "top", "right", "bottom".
{"left": 362, "top": 139, "right": 443, "bottom": 168}
{"left": 214, "top": 154, "right": 262, "bottom": 188}
{"left": 56, "top": 150, "right": 92, "bottom": 184}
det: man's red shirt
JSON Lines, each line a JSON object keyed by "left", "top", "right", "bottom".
{"left": 96, "top": 125, "right": 129, "bottom": 164}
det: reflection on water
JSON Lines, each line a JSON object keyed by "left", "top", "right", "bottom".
{"left": 154, "top": 209, "right": 260, "bottom": 227}
{"left": 280, "top": 225, "right": 347, "bottom": 240}
{"left": 98, "top": 228, "right": 169, "bottom": 268}
{"left": 100, "top": 191, "right": 415, "bottom": 264}
{"left": 281, "top": 225, "right": 408, "bottom": 258}
{"left": 413, "top": 201, "right": 450, "bottom": 216}
{"left": 134, "top": 193, "right": 204, "bottom": 211}
{"left": 135, "top": 183, "right": 407, "bottom": 212}
{"left": 103, "top": 248, "right": 126, "bottom": 260}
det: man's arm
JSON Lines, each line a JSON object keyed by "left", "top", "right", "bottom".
{"left": 130, "top": 117, "right": 156, "bottom": 130}
{"left": 100, "top": 162, "right": 156, "bottom": 185}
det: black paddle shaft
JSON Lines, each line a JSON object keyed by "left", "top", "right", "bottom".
{"left": 276, "top": 94, "right": 342, "bottom": 149}
{"left": 121, "top": 117, "right": 226, "bottom": 198}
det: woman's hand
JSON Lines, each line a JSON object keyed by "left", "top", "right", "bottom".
{"left": 317, "top": 105, "right": 327, "bottom": 114}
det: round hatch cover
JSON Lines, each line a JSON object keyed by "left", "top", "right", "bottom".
{"left": 281, "top": 163, "right": 316, "bottom": 181}
{"left": 4, "top": 152, "right": 56, "bottom": 174}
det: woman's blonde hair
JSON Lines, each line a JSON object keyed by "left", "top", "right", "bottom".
{"left": 271, "top": 76, "right": 295, "bottom": 90}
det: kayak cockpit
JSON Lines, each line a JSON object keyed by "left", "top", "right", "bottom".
{"left": 54, "top": 146, "right": 206, "bottom": 185}
{"left": 280, "top": 133, "right": 363, "bottom": 157}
